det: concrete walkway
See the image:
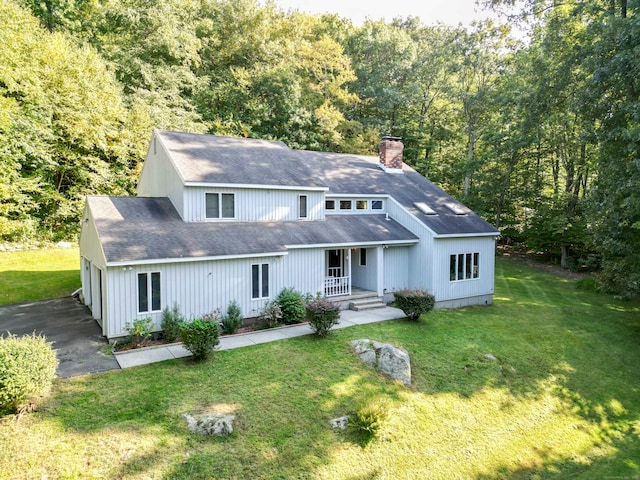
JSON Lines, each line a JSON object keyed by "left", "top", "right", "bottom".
{"left": 114, "top": 306, "right": 406, "bottom": 369}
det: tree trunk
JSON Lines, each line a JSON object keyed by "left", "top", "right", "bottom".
{"left": 464, "top": 131, "right": 475, "bottom": 198}
{"left": 495, "top": 151, "right": 518, "bottom": 230}
{"left": 560, "top": 245, "right": 570, "bottom": 269}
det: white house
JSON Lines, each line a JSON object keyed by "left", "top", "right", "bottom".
{"left": 79, "top": 130, "right": 499, "bottom": 339}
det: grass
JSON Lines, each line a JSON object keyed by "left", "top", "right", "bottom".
{"left": 0, "top": 246, "right": 80, "bottom": 305}
{"left": 0, "top": 257, "right": 639, "bottom": 479}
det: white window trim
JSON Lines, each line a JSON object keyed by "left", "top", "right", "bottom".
{"left": 298, "top": 194, "right": 308, "bottom": 219}
{"left": 137, "top": 271, "right": 162, "bottom": 313}
{"left": 359, "top": 248, "right": 367, "bottom": 267}
{"left": 339, "top": 200, "right": 353, "bottom": 211}
{"left": 449, "top": 252, "right": 480, "bottom": 282}
{"left": 205, "top": 192, "right": 236, "bottom": 220}
{"left": 252, "top": 263, "right": 270, "bottom": 300}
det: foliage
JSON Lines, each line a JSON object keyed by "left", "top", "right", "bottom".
{"left": 125, "top": 317, "right": 153, "bottom": 345}
{"left": 274, "top": 287, "right": 308, "bottom": 325}
{"left": 305, "top": 296, "right": 340, "bottom": 337}
{"left": 0, "top": 333, "right": 58, "bottom": 415}
{"left": 0, "top": 258, "right": 639, "bottom": 477}
{"left": 161, "top": 303, "right": 184, "bottom": 342}
{"left": 349, "top": 397, "right": 389, "bottom": 442}
{"left": 393, "top": 289, "right": 435, "bottom": 320}
{"left": 221, "top": 301, "right": 243, "bottom": 335}
{"left": 258, "top": 300, "right": 282, "bottom": 329}
{"left": 3, "top": 0, "right": 640, "bottom": 295}
{"left": 179, "top": 317, "right": 220, "bottom": 361}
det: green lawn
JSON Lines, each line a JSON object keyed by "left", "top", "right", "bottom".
{"left": 1, "top": 257, "right": 639, "bottom": 479}
{"left": 0, "top": 246, "right": 80, "bottom": 305}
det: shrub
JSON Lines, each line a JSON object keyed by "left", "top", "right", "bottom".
{"left": 179, "top": 318, "right": 220, "bottom": 361}
{"left": 221, "top": 301, "right": 243, "bottom": 334}
{"left": 393, "top": 289, "right": 435, "bottom": 321}
{"left": 306, "top": 296, "right": 340, "bottom": 337}
{"left": 161, "top": 303, "right": 184, "bottom": 342}
{"left": 125, "top": 317, "right": 153, "bottom": 345}
{"left": 275, "top": 287, "right": 307, "bottom": 324}
{"left": 350, "top": 397, "right": 389, "bottom": 441}
{"left": 259, "top": 301, "right": 282, "bottom": 328}
{"left": 0, "top": 333, "right": 58, "bottom": 415}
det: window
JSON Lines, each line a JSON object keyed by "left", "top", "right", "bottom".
{"left": 138, "top": 272, "right": 161, "bottom": 313}
{"left": 372, "top": 200, "right": 383, "bottom": 210}
{"left": 449, "top": 253, "right": 479, "bottom": 281}
{"left": 360, "top": 249, "right": 367, "bottom": 266}
{"left": 205, "top": 193, "right": 235, "bottom": 219}
{"left": 356, "top": 200, "right": 368, "bottom": 210}
{"left": 325, "top": 199, "right": 335, "bottom": 210}
{"left": 340, "top": 200, "right": 352, "bottom": 210}
{"left": 252, "top": 263, "right": 269, "bottom": 299}
{"left": 299, "top": 195, "right": 308, "bottom": 218}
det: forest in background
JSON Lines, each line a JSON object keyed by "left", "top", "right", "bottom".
{"left": 0, "top": 0, "right": 638, "bottom": 295}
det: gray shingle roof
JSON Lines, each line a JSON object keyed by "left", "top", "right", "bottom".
{"left": 157, "top": 130, "right": 499, "bottom": 236}
{"left": 88, "top": 196, "right": 418, "bottom": 264}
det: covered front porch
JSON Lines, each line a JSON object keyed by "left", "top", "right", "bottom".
{"left": 323, "top": 247, "right": 384, "bottom": 298}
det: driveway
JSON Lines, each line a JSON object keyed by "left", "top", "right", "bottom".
{"left": 0, "top": 297, "right": 119, "bottom": 378}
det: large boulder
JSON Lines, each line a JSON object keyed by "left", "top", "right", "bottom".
{"left": 184, "top": 413, "right": 235, "bottom": 436}
{"left": 351, "top": 339, "right": 411, "bottom": 386}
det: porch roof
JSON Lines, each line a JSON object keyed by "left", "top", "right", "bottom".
{"left": 87, "top": 196, "right": 418, "bottom": 265}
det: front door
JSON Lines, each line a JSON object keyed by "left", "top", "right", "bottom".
{"left": 327, "top": 249, "right": 343, "bottom": 277}
{"left": 325, "top": 249, "right": 351, "bottom": 296}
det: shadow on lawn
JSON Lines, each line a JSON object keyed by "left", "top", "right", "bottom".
{"left": 41, "top": 260, "right": 640, "bottom": 478}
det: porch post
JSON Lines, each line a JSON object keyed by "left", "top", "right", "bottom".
{"left": 376, "top": 246, "right": 384, "bottom": 297}
{"left": 346, "top": 248, "right": 352, "bottom": 295}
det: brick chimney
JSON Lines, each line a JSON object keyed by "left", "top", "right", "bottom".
{"left": 378, "top": 136, "right": 404, "bottom": 173}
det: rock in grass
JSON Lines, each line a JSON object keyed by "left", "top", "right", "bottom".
{"left": 351, "top": 339, "right": 411, "bottom": 386}
{"left": 329, "top": 416, "right": 349, "bottom": 430}
{"left": 184, "top": 413, "right": 235, "bottom": 436}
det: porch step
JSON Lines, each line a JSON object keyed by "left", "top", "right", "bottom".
{"left": 349, "top": 298, "right": 387, "bottom": 311}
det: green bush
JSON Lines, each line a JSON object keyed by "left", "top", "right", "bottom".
{"left": 179, "top": 318, "right": 220, "bottom": 361}
{"left": 0, "top": 333, "right": 58, "bottom": 415}
{"left": 161, "top": 303, "right": 184, "bottom": 342}
{"left": 259, "top": 301, "right": 282, "bottom": 329}
{"left": 221, "top": 300, "right": 243, "bottom": 334}
{"left": 393, "top": 289, "right": 435, "bottom": 321}
{"left": 350, "top": 397, "right": 389, "bottom": 441}
{"left": 125, "top": 317, "right": 153, "bottom": 345}
{"left": 275, "top": 287, "right": 307, "bottom": 324}
{"left": 306, "top": 296, "right": 340, "bottom": 337}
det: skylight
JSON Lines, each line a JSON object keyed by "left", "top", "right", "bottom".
{"left": 444, "top": 202, "right": 467, "bottom": 215}
{"left": 414, "top": 202, "right": 437, "bottom": 215}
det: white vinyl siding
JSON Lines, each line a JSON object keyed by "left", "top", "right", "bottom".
{"left": 431, "top": 237, "right": 495, "bottom": 302}
{"left": 183, "top": 187, "right": 324, "bottom": 222}
{"left": 383, "top": 246, "right": 411, "bottom": 292}
{"left": 137, "top": 134, "right": 185, "bottom": 219}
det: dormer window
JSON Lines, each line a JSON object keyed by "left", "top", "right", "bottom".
{"left": 356, "top": 200, "right": 368, "bottom": 210}
{"left": 340, "top": 200, "right": 352, "bottom": 210}
{"left": 325, "top": 199, "right": 335, "bottom": 210}
{"left": 206, "top": 193, "right": 235, "bottom": 219}
{"left": 372, "top": 200, "right": 383, "bottom": 210}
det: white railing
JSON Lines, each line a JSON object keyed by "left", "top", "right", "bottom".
{"left": 327, "top": 267, "right": 342, "bottom": 277}
{"left": 324, "top": 276, "right": 351, "bottom": 297}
